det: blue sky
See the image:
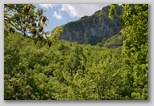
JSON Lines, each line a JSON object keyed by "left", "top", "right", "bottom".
{"left": 34, "top": 4, "right": 108, "bottom": 32}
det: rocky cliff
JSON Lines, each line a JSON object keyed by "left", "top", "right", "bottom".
{"left": 59, "top": 5, "right": 124, "bottom": 45}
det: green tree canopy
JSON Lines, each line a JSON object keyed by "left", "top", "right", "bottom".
{"left": 4, "top": 4, "right": 49, "bottom": 39}
{"left": 109, "top": 4, "right": 148, "bottom": 99}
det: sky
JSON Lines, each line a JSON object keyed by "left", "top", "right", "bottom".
{"left": 34, "top": 4, "right": 108, "bottom": 32}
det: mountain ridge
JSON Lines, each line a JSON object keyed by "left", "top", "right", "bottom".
{"left": 59, "top": 5, "right": 124, "bottom": 45}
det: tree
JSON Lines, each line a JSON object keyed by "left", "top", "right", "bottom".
{"left": 46, "top": 26, "right": 63, "bottom": 47}
{"left": 109, "top": 4, "right": 148, "bottom": 99}
{"left": 4, "top": 4, "right": 49, "bottom": 40}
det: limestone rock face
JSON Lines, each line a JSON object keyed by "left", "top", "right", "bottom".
{"left": 60, "top": 5, "right": 124, "bottom": 45}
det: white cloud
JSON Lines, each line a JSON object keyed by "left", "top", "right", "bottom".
{"left": 61, "top": 4, "right": 77, "bottom": 17}
{"left": 39, "top": 4, "right": 108, "bottom": 17}
{"left": 61, "top": 4, "right": 108, "bottom": 17}
{"left": 39, "top": 4, "right": 58, "bottom": 9}
{"left": 53, "top": 11, "right": 62, "bottom": 20}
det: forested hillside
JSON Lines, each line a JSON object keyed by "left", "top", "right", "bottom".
{"left": 4, "top": 4, "right": 148, "bottom": 100}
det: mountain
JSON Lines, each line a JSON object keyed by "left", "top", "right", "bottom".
{"left": 59, "top": 5, "right": 124, "bottom": 45}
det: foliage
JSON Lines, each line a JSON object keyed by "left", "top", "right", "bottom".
{"left": 109, "top": 4, "right": 117, "bottom": 19}
{"left": 4, "top": 4, "right": 148, "bottom": 100}
{"left": 109, "top": 4, "right": 148, "bottom": 100}
{"left": 4, "top": 32, "right": 124, "bottom": 100}
{"left": 102, "top": 34, "right": 125, "bottom": 48}
{"left": 4, "top": 4, "right": 50, "bottom": 45}
{"left": 48, "top": 26, "right": 63, "bottom": 43}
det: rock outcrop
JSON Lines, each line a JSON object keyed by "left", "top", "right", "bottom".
{"left": 60, "top": 5, "right": 124, "bottom": 45}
